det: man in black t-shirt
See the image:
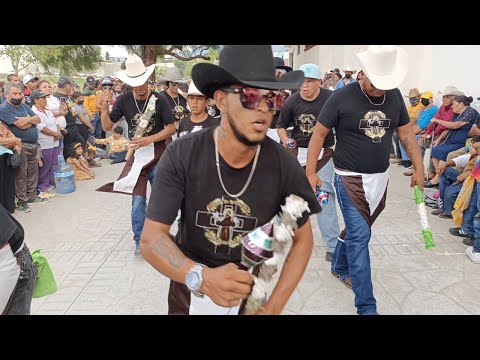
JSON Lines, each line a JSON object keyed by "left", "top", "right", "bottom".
{"left": 277, "top": 63, "right": 340, "bottom": 262}
{"left": 159, "top": 79, "right": 188, "bottom": 127}
{"left": 96, "top": 55, "right": 176, "bottom": 254}
{"left": 141, "top": 45, "right": 321, "bottom": 315}
{"left": 177, "top": 81, "right": 219, "bottom": 138}
{"left": 306, "top": 46, "right": 424, "bottom": 315}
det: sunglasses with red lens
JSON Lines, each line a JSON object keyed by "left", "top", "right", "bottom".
{"left": 221, "top": 87, "right": 285, "bottom": 111}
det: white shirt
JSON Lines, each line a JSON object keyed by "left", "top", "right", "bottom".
{"left": 33, "top": 105, "right": 59, "bottom": 149}
{"left": 47, "top": 96, "right": 66, "bottom": 130}
{"left": 452, "top": 153, "right": 471, "bottom": 169}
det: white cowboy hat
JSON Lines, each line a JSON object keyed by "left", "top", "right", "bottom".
{"left": 115, "top": 54, "right": 156, "bottom": 87}
{"left": 187, "top": 81, "right": 204, "bottom": 96}
{"left": 342, "top": 66, "right": 357, "bottom": 74}
{"left": 438, "top": 85, "right": 465, "bottom": 97}
{"left": 355, "top": 45, "right": 408, "bottom": 90}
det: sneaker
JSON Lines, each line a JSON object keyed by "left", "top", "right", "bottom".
{"left": 325, "top": 252, "right": 333, "bottom": 262}
{"left": 397, "top": 160, "right": 408, "bottom": 166}
{"left": 431, "top": 209, "right": 444, "bottom": 215}
{"left": 403, "top": 160, "right": 412, "bottom": 168}
{"left": 39, "top": 191, "right": 54, "bottom": 199}
{"left": 331, "top": 271, "right": 353, "bottom": 290}
{"left": 438, "top": 213, "right": 453, "bottom": 219}
{"left": 27, "top": 196, "right": 49, "bottom": 204}
{"left": 465, "top": 246, "right": 480, "bottom": 264}
{"left": 463, "top": 237, "right": 475, "bottom": 246}
{"left": 449, "top": 227, "right": 472, "bottom": 238}
{"left": 134, "top": 243, "right": 141, "bottom": 255}
{"left": 16, "top": 202, "right": 31, "bottom": 213}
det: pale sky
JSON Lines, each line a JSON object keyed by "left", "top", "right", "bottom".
{"left": 100, "top": 45, "right": 286, "bottom": 58}
{"left": 101, "top": 46, "right": 129, "bottom": 58}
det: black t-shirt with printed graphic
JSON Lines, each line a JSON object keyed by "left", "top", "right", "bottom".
{"left": 110, "top": 91, "right": 175, "bottom": 139}
{"left": 319, "top": 82, "right": 410, "bottom": 174}
{"left": 177, "top": 115, "right": 219, "bottom": 137}
{"left": 146, "top": 127, "right": 321, "bottom": 268}
{"left": 276, "top": 90, "right": 335, "bottom": 148}
{"left": 159, "top": 90, "right": 188, "bottom": 121}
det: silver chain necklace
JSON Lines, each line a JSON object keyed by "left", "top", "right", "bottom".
{"left": 133, "top": 91, "right": 150, "bottom": 114}
{"left": 360, "top": 83, "right": 386, "bottom": 106}
{"left": 214, "top": 128, "right": 261, "bottom": 199}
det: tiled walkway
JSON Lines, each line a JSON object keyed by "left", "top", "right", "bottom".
{"left": 14, "top": 159, "right": 480, "bottom": 315}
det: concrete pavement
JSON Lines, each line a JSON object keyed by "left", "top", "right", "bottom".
{"left": 13, "top": 159, "right": 480, "bottom": 315}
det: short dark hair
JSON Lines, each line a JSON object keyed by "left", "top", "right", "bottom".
{"left": 7, "top": 73, "right": 18, "bottom": 81}
{"left": 72, "top": 91, "right": 83, "bottom": 99}
{"left": 113, "top": 126, "right": 123, "bottom": 135}
{"left": 472, "top": 136, "right": 480, "bottom": 144}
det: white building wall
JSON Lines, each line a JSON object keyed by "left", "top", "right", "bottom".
{"left": 288, "top": 45, "right": 480, "bottom": 106}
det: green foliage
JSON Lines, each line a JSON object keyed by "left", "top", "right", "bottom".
{"left": 184, "top": 49, "right": 220, "bottom": 78}
{"left": 123, "top": 45, "right": 220, "bottom": 62}
{"left": 33, "top": 45, "right": 102, "bottom": 76}
{"left": 0, "top": 45, "right": 36, "bottom": 74}
{"left": 173, "top": 59, "right": 187, "bottom": 77}
{"left": 0, "top": 45, "right": 102, "bottom": 76}
{"left": 105, "top": 51, "right": 110, "bottom": 61}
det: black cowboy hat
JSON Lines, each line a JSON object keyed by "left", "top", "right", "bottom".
{"left": 192, "top": 45, "right": 303, "bottom": 99}
{"left": 273, "top": 57, "right": 293, "bottom": 72}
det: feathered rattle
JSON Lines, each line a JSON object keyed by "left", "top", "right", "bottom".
{"left": 239, "top": 194, "right": 311, "bottom": 314}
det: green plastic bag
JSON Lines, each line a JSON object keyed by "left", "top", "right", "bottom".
{"left": 31, "top": 249, "right": 57, "bottom": 298}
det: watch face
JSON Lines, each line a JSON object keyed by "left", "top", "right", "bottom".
{"left": 186, "top": 271, "right": 201, "bottom": 291}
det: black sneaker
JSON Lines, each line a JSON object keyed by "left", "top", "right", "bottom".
{"left": 16, "top": 202, "right": 31, "bottom": 213}
{"left": 403, "top": 160, "right": 412, "bottom": 168}
{"left": 397, "top": 160, "right": 408, "bottom": 166}
{"left": 27, "top": 196, "right": 49, "bottom": 204}
{"left": 463, "top": 237, "right": 475, "bottom": 246}
{"left": 438, "top": 213, "right": 453, "bottom": 219}
{"left": 449, "top": 227, "right": 473, "bottom": 238}
{"left": 431, "top": 209, "right": 444, "bottom": 215}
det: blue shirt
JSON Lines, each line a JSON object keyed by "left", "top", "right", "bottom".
{"left": 0, "top": 102, "right": 38, "bottom": 144}
{"left": 335, "top": 77, "right": 357, "bottom": 90}
{"left": 0, "top": 93, "right": 6, "bottom": 104}
{"left": 416, "top": 105, "right": 438, "bottom": 130}
{"left": 445, "top": 106, "right": 479, "bottom": 145}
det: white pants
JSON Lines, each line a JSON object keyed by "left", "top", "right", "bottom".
{"left": 0, "top": 244, "right": 20, "bottom": 313}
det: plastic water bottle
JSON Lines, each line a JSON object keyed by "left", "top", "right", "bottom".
{"left": 54, "top": 154, "right": 76, "bottom": 194}
{"left": 285, "top": 138, "right": 298, "bottom": 155}
{"left": 315, "top": 185, "right": 329, "bottom": 204}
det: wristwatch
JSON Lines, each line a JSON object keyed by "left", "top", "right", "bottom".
{"left": 185, "top": 263, "right": 206, "bottom": 298}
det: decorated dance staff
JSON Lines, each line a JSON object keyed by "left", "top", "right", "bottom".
{"left": 413, "top": 185, "right": 435, "bottom": 250}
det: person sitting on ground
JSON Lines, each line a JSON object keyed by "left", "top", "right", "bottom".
{"left": 66, "top": 142, "right": 95, "bottom": 180}
{"left": 432, "top": 136, "right": 480, "bottom": 219}
{"left": 92, "top": 126, "right": 130, "bottom": 164}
